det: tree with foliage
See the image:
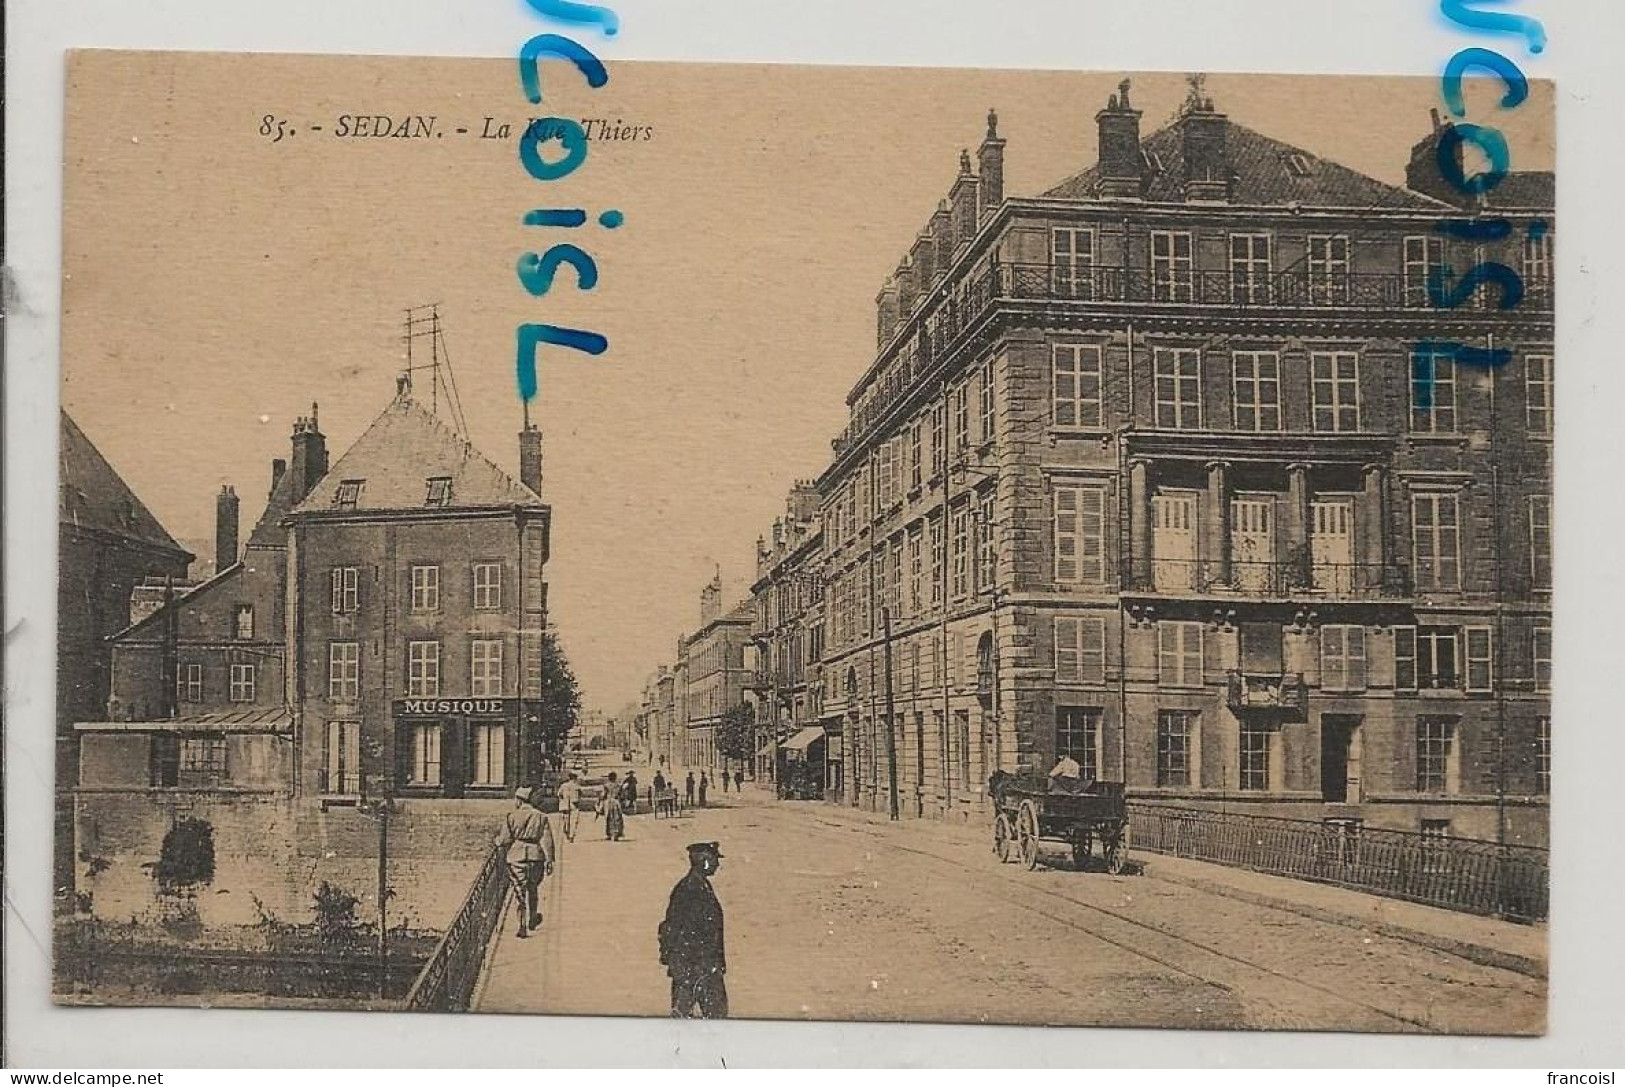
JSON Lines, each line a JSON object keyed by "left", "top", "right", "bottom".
{"left": 536, "top": 628, "right": 582, "bottom": 752}
{"left": 716, "top": 702, "right": 756, "bottom": 767}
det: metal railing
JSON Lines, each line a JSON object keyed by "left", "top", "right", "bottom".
{"left": 1126, "top": 559, "right": 1410, "bottom": 599}
{"left": 1225, "top": 671, "right": 1308, "bottom": 714}
{"left": 1128, "top": 803, "right": 1548, "bottom": 922}
{"left": 401, "top": 845, "right": 508, "bottom": 1011}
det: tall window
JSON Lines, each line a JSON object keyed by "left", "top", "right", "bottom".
{"left": 1412, "top": 493, "right": 1462, "bottom": 592}
{"left": 1320, "top": 625, "right": 1367, "bottom": 692}
{"left": 1523, "top": 230, "right": 1552, "bottom": 297}
{"left": 1536, "top": 717, "right": 1551, "bottom": 794}
{"left": 1410, "top": 350, "right": 1457, "bottom": 433}
{"left": 1055, "top": 615, "right": 1107, "bottom": 685}
{"left": 1232, "top": 352, "right": 1282, "bottom": 432}
{"left": 1307, "top": 234, "right": 1350, "bottom": 304}
{"left": 229, "top": 663, "right": 256, "bottom": 703}
{"left": 977, "top": 490, "right": 996, "bottom": 592}
{"left": 887, "top": 538, "right": 904, "bottom": 619}
{"left": 979, "top": 362, "right": 995, "bottom": 443}
{"left": 324, "top": 720, "right": 361, "bottom": 794}
{"left": 907, "top": 526, "right": 923, "bottom": 616}
{"left": 951, "top": 382, "right": 970, "bottom": 461}
{"left": 1415, "top": 716, "right": 1457, "bottom": 793}
{"left": 234, "top": 604, "right": 254, "bottom": 640}
{"left": 909, "top": 420, "right": 923, "bottom": 491}
{"left": 1053, "top": 484, "right": 1106, "bottom": 584}
{"left": 1053, "top": 344, "right": 1103, "bottom": 428}
{"left": 331, "top": 566, "right": 359, "bottom": 614}
{"left": 1529, "top": 495, "right": 1552, "bottom": 588}
{"left": 1404, "top": 235, "right": 1445, "bottom": 308}
{"left": 1525, "top": 354, "right": 1553, "bottom": 434}
{"left": 929, "top": 515, "right": 944, "bottom": 607}
{"left": 1157, "top": 621, "right": 1203, "bottom": 687}
{"left": 410, "top": 564, "right": 441, "bottom": 612}
{"left": 471, "top": 639, "right": 504, "bottom": 697}
{"left": 877, "top": 444, "right": 895, "bottom": 510}
{"left": 1533, "top": 624, "right": 1552, "bottom": 692}
{"left": 1396, "top": 626, "right": 1460, "bottom": 691}
{"left": 407, "top": 640, "right": 441, "bottom": 697}
{"left": 930, "top": 402, "right": 946, "bottom": 480}
{"left": 473, "top": 563, "right": 502, "bottom": 610}
{"left": 408, "top": 723, "right": 442, "bottom": 786}
{"left": 1051, "top": 227, "right": 1095, "bottom": 298}
{"left": 956, "top": 710, "right": 973, "bottom": 790}
{"left": 1311, "top": 352, "right": 1360, "bottom": 432}
{"left": 1157, "top": 710, "right": 1196, "bottom": 787}
{"left": 1239, "top": 720, "right": 1272, "bottom": 791}
{"left": 178, "top": 662, "right": 203, "bottom": 703}
{"left": 181, "top": 737, "right": 228, "bottom": 782}
{"left": 1055, "top": 707, "right": 1100, "bottom": 780}
{"left": 1229, "top": 232, "right": 1272, "bottom": 304}
{"left": 1153, "top": 348, "right": 1201, "bottom": 429}
{"left": 329, "top": 642, "right": 360, "bottom": 701}
{"left": 950, "top": 504, "right": 971, "bottom": 600}
{"left": 470, "top": 723, "right": 506, "bottom": 786}
{"left": 1151, "top": 230, "right": 1194, "bottom": 302}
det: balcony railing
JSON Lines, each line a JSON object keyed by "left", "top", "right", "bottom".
{"left": 402, "top": 844, "right": 508, "bottom": 1012}
{"left": 1128, "top": 803, "right": 1548, "bottom": 922}
{"left": 1127, "top": 559, "right": 1410, "bottom": 599}
{"left": 1226, "top": 671, "right": 1308, "bottom": 714}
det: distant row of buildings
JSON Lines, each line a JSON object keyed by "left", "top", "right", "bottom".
{"left": 57, "top": 377, "right": 557, "bottom": 910}
{"left": 644, "top": 81, "right": 1554, "bottom": 846}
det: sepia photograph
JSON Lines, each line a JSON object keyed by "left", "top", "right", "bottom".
{"left": 52, "top": 52, "right": 1553, "bottom": 1035}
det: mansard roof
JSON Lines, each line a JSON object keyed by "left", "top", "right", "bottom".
{"left": 59, "top": 411, "right": 192, "bottom": 558}
{"left": 292, "top": 392, "right": 544, "bottom": 515}
{"left": 1044, "top": 115, "right": 1452, "bottom": 211}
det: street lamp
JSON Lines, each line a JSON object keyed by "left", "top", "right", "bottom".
{"left": 360, "top": 739, "right": 397, "bottom": 998}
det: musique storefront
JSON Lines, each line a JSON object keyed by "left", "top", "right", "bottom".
{"left": 393, "top": 697, "right": 541, "bottom": 797}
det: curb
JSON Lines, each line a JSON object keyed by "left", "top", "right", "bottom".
{"left": 1141, "top": 858, "right": 1548, "bottom": 981}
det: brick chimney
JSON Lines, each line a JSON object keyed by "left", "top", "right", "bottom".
{"left": 215, "top": 485, "right": 239, "bottom": 571}
{"left": 519, "top": 423, "right": 544, "bottom": 494}
{"left": 949, "top": 149, "right": 979, "bottom": 246}
{"left": 288, "top": 403, "right": 329, "bottom": 501}
{"left": 977, "top": 108, "right": 1006, "bottom": 222}
{"left": 895, "top": 256, "right": 917, "bottom": 317}
{"left": 876, "top": 279, "right": 900, "bottom": 348}
{"left": 269, "top": 458, "right": 287, "bottom": 499}
{"left": 1181, "top": 95, "right": 1230, "bottom": 202}
{"left": 910, "top": 230, "right": 936, "bottom": 291}
{"left": 1405, "top": 109, "right": 1474, "bottom": 208}
{"left": 931, "top": 199, "right": 954, "bottom": 274}
{"left": 1096, "top": 79, "right": 1144, "bottom": 199}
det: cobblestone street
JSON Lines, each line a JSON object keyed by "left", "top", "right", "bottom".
{"left": 475, "top": 783, "right": 1545, "bottom": 1034}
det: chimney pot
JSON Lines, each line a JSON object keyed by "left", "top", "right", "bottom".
{"left": 1096, "top": 82, "right": 1145, "bottom": 199}
{"left": 216, "top": 483, "right": 241, "bottom": 572}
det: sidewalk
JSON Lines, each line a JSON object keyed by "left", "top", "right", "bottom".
{"left": 775, "top": 790, "right": 1548, "bottom": 980}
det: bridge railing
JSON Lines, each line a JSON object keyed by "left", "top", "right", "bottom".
{"left": 1127, "top": 803, "right": 1548, "bottom": 923}
{"left": 402, "top": 844, "right": 509, "bottom": 1011}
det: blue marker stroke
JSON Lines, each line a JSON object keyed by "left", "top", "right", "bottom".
{"left": 520, "top": 116, "right": 590, "bottom": 182}
{"left": 519, "top": 33, "right": 609, "bottom": 105}
{"left": 518, "top": 245, "right": 600, "bottom": 296}
{"left": 1439, "top": 0, "right": 1547, "bottom": 54}
{"left": 525, "top": 208, "right": 590, "bottom": 227}
{"left": 1434, "top": 217, "right": 1512, "bottom": 240}
{"left": 1428, "top": 262, "right": 1525, "bottom": 311}
{"left": 517, "top": 323, "right": 609, "bottom": 402}
{"left": 1436, "top": 123, "right": 1510, "bottom": 195}
{"left": 1442, "top": 47, "right": 1530, "bottom": 116}
{"left": 524, "top": 0, "right": 620, "bottom": 37}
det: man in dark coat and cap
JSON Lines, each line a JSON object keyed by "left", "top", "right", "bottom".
{"left": 658, "top": 841, "right": 728, "bottom": 1018}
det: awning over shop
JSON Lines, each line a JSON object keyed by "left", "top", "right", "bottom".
{"left": 75, "top": 707, "right": 294, "bottom": 734}
{"left": 782, "top": 727, "right": 827, "bottom": 754}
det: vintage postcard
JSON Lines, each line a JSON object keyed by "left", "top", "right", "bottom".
{"left": 54, "top": 51, "right": 1552, "bottom": 1033}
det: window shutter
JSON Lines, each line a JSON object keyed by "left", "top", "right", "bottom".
{"left": 1157, "top": 622, "right": 1175, "bottom": 684}
{"left": 1055, "top": 617, "right": 1080, "bottom": 681}
{"left": 1465, "top": 625, "right": 1493, "bottom": 692}
{"left": 1395, "top": 626, "right": 1418, "bottom": 691}
{"left": 1055, "top": 487, "right": 1079, "bottom": 582}
{"left": 1347, "top": 627, "right": 1368, "bottom": 691}
{"left": 1183, "top": 623, "right": 1203, "bottom": 685}
{"left": 1079, "top": 487, "right": 1105, "bottom": 583}
{"left": 331, "top": 569, "right": 342, "bottom": 613}
{"left": 1320, "top": 625, "right": 1345, "bottom": 691}
{"left": 1080, "top": 616, "right": 1107, "bottom": 684}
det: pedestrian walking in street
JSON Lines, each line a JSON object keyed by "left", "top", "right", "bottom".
{"left": 721, "top": 769, "right": 730, "bottom": 794}
{"left": 685, "top": 772, "right": 696, "bottom": 807}
{"left": 658, "top": 841, "right": 728, "bottom": 1019}
{"left": 733, "top": 770, "right": 743, "bottom": 793}
{"left": 698, "top": 772, "right": 709, "bottom": 807}
{"left": 622, "top": 770, "right": 640, "bottom": 816}
{"left": 496, "top": 786, "right": 556, "bottom": 939}
{"left": 556, "top": 772, "right": 582, "bottom": 842}
{"left": 599, "top": 772, "right": 626, "bottom": 841}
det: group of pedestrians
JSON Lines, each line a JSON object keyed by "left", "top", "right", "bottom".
{"left": 496, "top": 775, "right": 731, "bottom": 1018}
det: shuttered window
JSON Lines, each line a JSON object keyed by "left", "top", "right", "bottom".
{"left": 1054, "top": 484, "right": 1106, "bottom": 584}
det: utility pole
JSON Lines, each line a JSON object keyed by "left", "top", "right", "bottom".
{"left": 361, "top": 740, "right": 396, "bottom": 998}
{"left": 883, "top": 607, "right": 900, "bottom": 820}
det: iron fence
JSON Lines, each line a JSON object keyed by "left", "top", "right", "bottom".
{"left": 1128, "top": 803, "right": 1548, "bottom": 922}
{"left": 401, "top": 844, "right": 508, "bottom": 1011}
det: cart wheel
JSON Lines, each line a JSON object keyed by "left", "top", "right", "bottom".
{"left": 1018, "top": 800, "right": 1041, "bottom": 871}
{"left": 993, "top": 814, "right": 1014, "bottom": 863}
{"left": 1072, "top": 832, "right": 1093, "bottom": 870}
{"left": 1103, "top": 827, "right": 1128, "bottom": 875}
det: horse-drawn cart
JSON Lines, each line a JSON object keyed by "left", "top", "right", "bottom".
{"left": 989, "top": 770, "right": 1129, "bottom": 873}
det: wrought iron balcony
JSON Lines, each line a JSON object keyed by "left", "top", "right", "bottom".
{"left": 1125, "top": 559, "right": 1411, "bottom": 600}
{"left": 1226, "top": 670, "right": 1308, "bottom": 715}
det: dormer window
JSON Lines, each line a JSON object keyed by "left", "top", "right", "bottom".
{"left": 1286, "top": 152, "right": 1314, "bottom": 177}
{"left": 425, "top": 477, "right": 453, "bottom": 508}
{"left": 1143, "top": 150, "right": 1166, "bottom": 174}
{"left": 333, "top": 480, "right": 364, "bottom": 508}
